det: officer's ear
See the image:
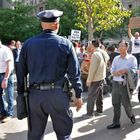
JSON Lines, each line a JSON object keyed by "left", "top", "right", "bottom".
{"left": 52, "top": 21, "right": 59, "bottom": 29}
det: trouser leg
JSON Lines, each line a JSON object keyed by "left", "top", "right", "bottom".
{"left": 138, "top": 86, "right": 140, "bottom": 102}
{"left": 121, "top": 86, "right": 133, "bottom": 118}
{"left": 112, "top": 83, "right": 121, "bottom": 124}
{"left": 96, "top": 83, "right": 103, "bottom": 113}
{"left": 5, "top": 74, "right": 14, "bottom": 116}
{"left": 50, "top": 92, "right": 73, "bottom": 140}
{"left": 87, "top": 81, "right": 103, "bottom": 114}
{"left": 0, "top": 75, "right": 7, "bottom": 116}
{"left": 51, "top": 109, "right": 73, "bottom": 140}
{"left": 28, "top": 92, "right": 48, "bottom": 140}
{"left": 0, "top": 88, "right": 7, "bottom": 116}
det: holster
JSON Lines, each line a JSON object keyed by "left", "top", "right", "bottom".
{"left": 63, "top": 80, "right": 75, "bottom": 103}
{"left": 63, "top": 79, "right": 70, "bottom": 92}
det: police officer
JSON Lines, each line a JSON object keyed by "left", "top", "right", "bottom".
{"left": 16, "top": 9, "right": 83, "bottom": 140}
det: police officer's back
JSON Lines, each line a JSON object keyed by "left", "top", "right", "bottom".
{"left": 17, "top": 10, "right": 83, "bottom": 140}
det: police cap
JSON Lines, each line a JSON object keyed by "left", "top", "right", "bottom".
{"left": 37, "top": 9, "right": 63, "bottom": 22}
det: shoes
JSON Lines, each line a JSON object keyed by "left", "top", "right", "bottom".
{"left": 107, "top": 123, "right": 120, "bottom": 129}
{"left": 0, "top": 115, "right": 4, "bottom": 121}
{"left": 130, "top": 115, "right": 136, "bottom": 124}
{"left": 1, "top": 116, "right": 12, "bottom": 123}
{"left": 94, "top": 111, "right": 103, "bottom": 116}
{"left": 82, "top": 113, "right": 93, "bottom": 119}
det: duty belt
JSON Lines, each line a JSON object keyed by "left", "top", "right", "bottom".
{"left": 30, "top": 83, "right": 62, "bottom": 90}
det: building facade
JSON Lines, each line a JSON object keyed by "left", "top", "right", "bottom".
{"left": 0, "top": 0, "right": 11, "bottom": 8}
{"left": 122, "top": 0, "right": 140, "bottom": 9}
{"left": 0, "top": 0, "right": 46, "bottom": 14}
{"left": 22, "top": 0, "right": 46, "bottom": 13}
{"left": 2, "top": 0, "right": 140, "bottom": 11}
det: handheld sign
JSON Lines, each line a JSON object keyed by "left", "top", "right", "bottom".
{"left": 129, "top": 17, "right": 140, "bottom": 29}
{"left": 71, "top": 29, "right": 81, "bottom": 41}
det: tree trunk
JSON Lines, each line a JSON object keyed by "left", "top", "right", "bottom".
{"left": 87, "top": 19, "right": 94, "bottom": 41}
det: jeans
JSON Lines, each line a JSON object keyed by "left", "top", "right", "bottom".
{"left": 0, "top": 73, "right": 14, "bottom": 116}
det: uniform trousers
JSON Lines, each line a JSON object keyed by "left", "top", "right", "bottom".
{"left": 28, "top": 88, "right": 73, "bottom": 140}
{"left": 112, "top": 82, "right": 134, "bottom": 125}
{"left": 87, "top": 80, "right": 104, "bottom": 115}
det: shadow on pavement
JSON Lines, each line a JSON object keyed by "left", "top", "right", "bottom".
{"left": 72, "top": 94, "right": 140, "bottom": 140}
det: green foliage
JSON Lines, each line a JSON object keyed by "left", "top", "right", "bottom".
{"left": 0, "top": 4, "right": 41, "bottom": 44}
{"left": 45, "top": 0, "right": 87, "bottom": 39}
{"left": 68, "top": 0, "right": 131, "bottom": 40}
{"left": 131, "top": 6, "right": 140, "bottom": 16}
{"left": 45, "top": 0, "right": 78, "bottom": 37}
{"left": 1, "top": 0, "right": 132, "bottom": 43}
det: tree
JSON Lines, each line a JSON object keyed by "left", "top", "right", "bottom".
{"left": 131, "top": 5, "right": 140, "bottom": 17}
{"left": 67, "top": 0, "right": 131, "bottom": 41}
{"left": 44, "top": 0, "right": 79, "bottom": 38}
{"left": 0, "top": 4, "right": 41, "bottom": 44}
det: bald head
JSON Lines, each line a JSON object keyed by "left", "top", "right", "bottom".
{"left": 41, "top": 19, "right": 60, "bottom": 32}
{"left": 134, "top": 32, "right": 140, "bottom": 39}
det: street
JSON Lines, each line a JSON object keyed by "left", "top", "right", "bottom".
{"left": 0, "top": 92, "right": 140, "bottom": 140}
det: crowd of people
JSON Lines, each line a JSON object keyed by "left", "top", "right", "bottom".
{"left": 0, "top": 39, "right": 22, "bottom": 123}
{"left": 0, "top": 9, "right": 140, "bottom": 140}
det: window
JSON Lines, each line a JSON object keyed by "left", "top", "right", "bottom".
{"left": 128, "top": 4, "right": 132, "bottom": 9}
{"left": 39, "top": 6, "right": 43, "bottom": 12}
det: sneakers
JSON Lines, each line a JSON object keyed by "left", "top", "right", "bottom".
{"left": 1, "top": 116, "right": 12, "bottom": 123}
{"left": 82, "top": 113, "right": 93, "bottom": 119}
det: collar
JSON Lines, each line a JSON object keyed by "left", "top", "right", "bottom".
{"left": 119, "top": 53, "right": 129, "bottom": 59}
{"left": 43, "top": 29, "right": 57, "bottom": 34}
{"left": 94, "top": 47, "right": 100, "bottom": 51}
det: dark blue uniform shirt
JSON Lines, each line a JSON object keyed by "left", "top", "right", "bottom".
{"left": 17, "top": 30, "right": 83, "bottom": 98}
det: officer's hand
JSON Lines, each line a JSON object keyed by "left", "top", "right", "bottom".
{"left": 74, "top": 98, "right": 83, "bottom": 112}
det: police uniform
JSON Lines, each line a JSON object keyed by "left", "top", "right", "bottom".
{"left": 17, "top": 10, "right": 83, "bottom": 140}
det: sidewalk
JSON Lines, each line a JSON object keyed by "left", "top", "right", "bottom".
{"left": 0, "top": 92, "right": 140, "bottom": 140}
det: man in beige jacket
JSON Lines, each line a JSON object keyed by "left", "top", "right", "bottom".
{"left": 83, "top": 39, "right": 109, "bottom": 118}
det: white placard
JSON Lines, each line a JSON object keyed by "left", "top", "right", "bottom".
{"left": 71, "top": 29, "right": 81, "bottom": 41}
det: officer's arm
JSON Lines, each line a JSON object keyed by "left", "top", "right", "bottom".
{"left": 66, "top": 43, "right": 83, "bottom": 111}
{"left": 67, "top": 44, "right": 83, "bottom": 98}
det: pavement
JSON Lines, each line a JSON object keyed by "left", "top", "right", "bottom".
{"left": 0, "top": 91, "right": 140, "bottom": 140}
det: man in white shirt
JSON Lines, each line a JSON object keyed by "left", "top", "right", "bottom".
{"left": 128, "top": 24, "right": 140, "bottom": 66}
{"left": 0, "top": 41, "right": 14, "bottom": 123}
{"left": 107, "top": 40, "right": 137, "bottom": 129}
